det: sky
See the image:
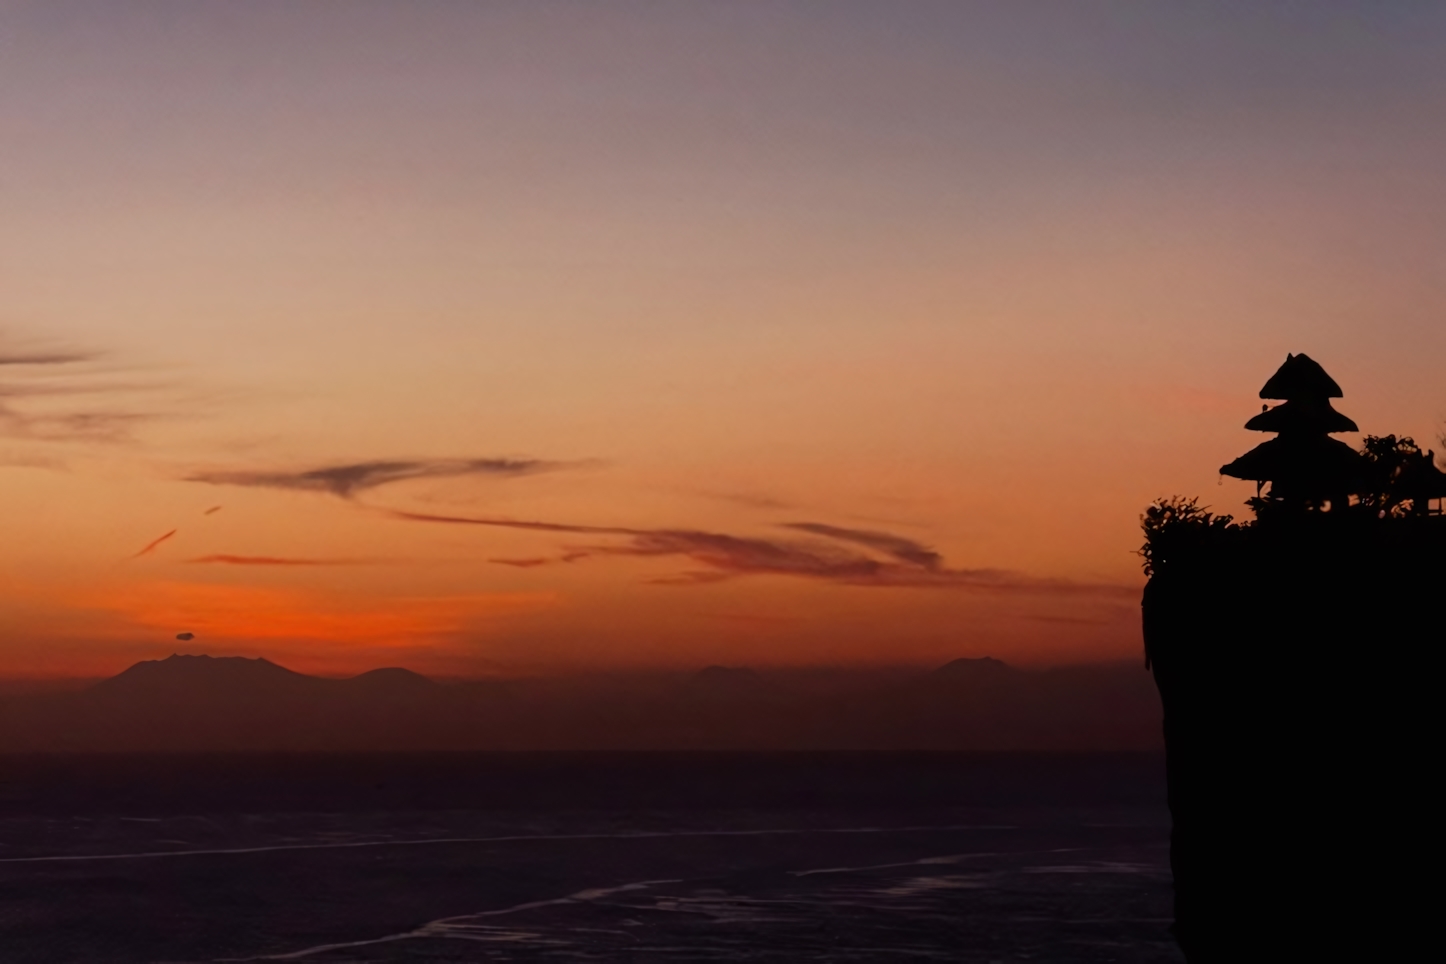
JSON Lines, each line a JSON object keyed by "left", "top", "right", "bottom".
{"left": 2, "top": 1, "right": 1443, "bottom": 678}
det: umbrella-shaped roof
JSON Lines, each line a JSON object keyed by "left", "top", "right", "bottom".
{"left": 1259, "top": 353, "right": 1343, "bottom": 400}
{"left": 1245, "top": 398, "right": 1358, "bottom": 434}
{"left": 1221, "top": 434, "right": 1366, "bottom": 493}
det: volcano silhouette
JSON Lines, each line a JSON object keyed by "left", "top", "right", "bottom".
{"left": 92, "top": 654, "right": 434, "bottom": 701}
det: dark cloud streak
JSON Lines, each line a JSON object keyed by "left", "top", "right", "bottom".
{"left": 187, "top": 555, "right": 358, "bottom": 566}
{"left": 133, "top": 529, "right": 177, "bottom": 558}
{"left": 385, "top": 508, "right": 1132, "bottom": 597}
{"left": 0, "top": 350, "right": 99, "bottom": 366}
{"left": 1, "top": 336, "right": 159, "bottom": 444}
{"left": 782, "top": 522, "right": 944, "bottom": 570}
{"left": 189, "top": 458, "right": 565, "bottom": 498}
{"left": 0, "top": 410, "right": 152, "bottom": 444}
{"left": 385, "top": 508, "right": 626, "bottom": 535}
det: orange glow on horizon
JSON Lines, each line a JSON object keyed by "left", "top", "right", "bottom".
{"left": 81, "top": 582, "right": 556, "bottom": 649}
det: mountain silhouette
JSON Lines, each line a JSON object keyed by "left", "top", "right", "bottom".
{"left": 0, "top": 655, "right": 1160, "bottom": 752}
{"left": 90, "top": 654, "right": 437, "bottom": 703}
{"left": 94, "top": 656, "right": 433, "bottom": 693}
{"left": 93, "top": 654, "right": 318, "bottom": 697}
{"left": 341, "top": 666, "right": 438, "bottom": 692}
{"left": 926, "top": 656, "right": 1018, "bottom": 684}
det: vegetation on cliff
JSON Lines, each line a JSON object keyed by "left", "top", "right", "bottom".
{"left": 1142, "top": 433, "right": 1444, "bottom": 578}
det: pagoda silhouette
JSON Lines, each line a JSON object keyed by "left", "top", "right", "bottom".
{"left": 1219, "top": 353, "right": 1365, "bottom": 510}
{"left": 1142, "top": 353, "right": 1440, "bottom": 962}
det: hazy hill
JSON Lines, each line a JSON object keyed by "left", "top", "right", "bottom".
{"left": 93, "top": 654, "right": 435, "bottom": 697}
{"left": 3, "top": 655, "right": 454, "bottom": 752}
{"left": 0, "top": 654, "right": 1161, "bottom": 753}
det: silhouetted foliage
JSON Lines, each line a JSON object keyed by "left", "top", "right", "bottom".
{"left": 1138, "top": 497, "right": 1246, "bottom": 578}
{"left": 1357, "top": 434, "right": 1423, "bottom": 517}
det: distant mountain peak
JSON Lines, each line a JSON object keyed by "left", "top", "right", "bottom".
{"left": 930, "top": 657, "right": 1015, "bottom": 677}
{"left": 168, "top": 653, "right": 279, "bottom": 665}
{"left": 89, "top": 655, "right": 448, "bottom": 703}
{"left": 346, "top": 667, "right": 435, "bottom": 688}
{"left": 116, "top": 653, "right": 301, "bottom": 675}
{"left": 92, "top": 653, "right": 312, "bottom": 695}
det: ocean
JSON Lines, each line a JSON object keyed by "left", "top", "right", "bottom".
{"left": 0, "top": 753, "right": 1181, "bottom": 962}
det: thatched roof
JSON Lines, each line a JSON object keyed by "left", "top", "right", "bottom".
{"left": 1259, "top": 353, "right": 1343, "bottom": 400}
{"left": 1244, "top": 398, "right": 1358, "bottom": 434}
{"left": 1220, "top": 434, "right": 1365, "bottom": 491}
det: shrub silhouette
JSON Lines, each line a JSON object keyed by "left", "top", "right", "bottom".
{"left": 1139, "top": 496, "right": 1245, "bottom": 579}
{"left": 1359, "top": 433, "right": 1430, "bottom": 516}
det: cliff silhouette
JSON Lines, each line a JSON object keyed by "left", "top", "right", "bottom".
{"left": 1142, "top": 354, "right": 1442, "bottom": 961}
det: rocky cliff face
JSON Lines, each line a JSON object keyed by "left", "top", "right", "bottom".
{"left": 1143, "top": 514, "right": 1440, "bottom": 961}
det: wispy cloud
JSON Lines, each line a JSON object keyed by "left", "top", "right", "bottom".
{"left": 188, "top": 458, "right": 565, "bottom": 498}
{"left": 697, "top": 490, "right": 796, "bottom": 510}
{"left": 384, "top": 509, "right": 1132, "bottom": 597}
{"left": 590, "top": 527, "right": 1019, "bottom": 589}
{"left": 187, "top": 555, "right": 362, "bottom": 567}
{"left": 1, "top": 409, "right": 152, "bottom": 444}
{"left": 0, "top": 350, "right": 98, "bottom": 366}
{"left": 489, "top": 550, "right": 591, "bottom": 568}
{"left": 781, "top": 522, "right": 944, "bottom": 570}
{"left": 178, "top": 449, "right": 1128, "bottom": 597}
{"left": 133, "top": 530, "right": 178, "bottom": 558}
{"left": 0, "top": 335, "right": 160, "bottom": 444}
{"left": 384, "top": 509, "right": 622, "bottom": 535}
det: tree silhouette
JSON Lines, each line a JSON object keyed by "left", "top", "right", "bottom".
{"left": 1139, "top": 496, "right": 1244, "bottom": 578}
{"left": 1357, "top": 434, "right": 1422, "bottom": 517}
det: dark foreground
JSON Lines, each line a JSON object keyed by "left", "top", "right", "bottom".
{"left": 0, "top": 753, "right": 1180, "bottom": 963}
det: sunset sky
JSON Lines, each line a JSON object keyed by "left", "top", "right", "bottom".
{"left": 2, "top": 2, "right": 1443, "bottom": 678}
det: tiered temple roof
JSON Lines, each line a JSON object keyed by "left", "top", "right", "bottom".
{"left": 1243, "top": 400, "right": 1357, "bottom": 435}
{"left": 1220, "top": 354, "right": 1365, "bottom": 507}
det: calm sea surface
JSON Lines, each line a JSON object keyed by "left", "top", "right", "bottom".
{"left": 0, "top": 754, "right": 1183, "bottom": 963}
